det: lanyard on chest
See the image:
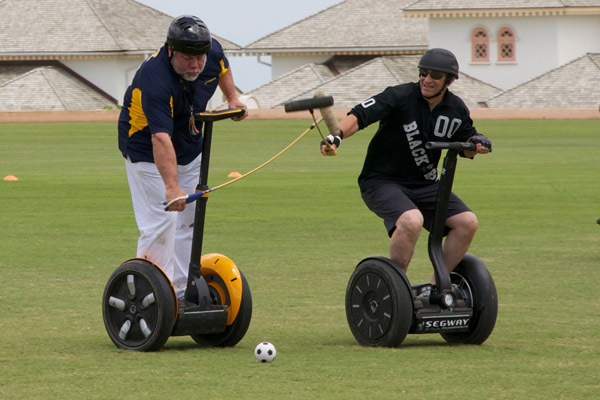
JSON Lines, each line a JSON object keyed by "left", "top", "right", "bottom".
{"left": 179, "top": 78, "right": 200, "bottom": 135}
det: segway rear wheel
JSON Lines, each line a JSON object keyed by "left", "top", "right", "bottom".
{"left": 345, "top": 257, "right": 413, "bottom": 347}
{"left": 441, "top": 254, "right": 498, "bottom": 345}
{"left": 191, "top": 268, "right": 252, "bottom": 347}
{"left": 102, "top": 259, "right": 176, "bottom": 351}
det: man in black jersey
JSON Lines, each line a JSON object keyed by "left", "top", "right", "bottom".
{"left": 320, "top": 48, "right": 492, "bottom": 284}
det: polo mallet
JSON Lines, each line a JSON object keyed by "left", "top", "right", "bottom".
{"left": 313, "top": 90, "right": 342, "bottom": 151}
{"left": 164, "top": 109, "right": 326, "bottom": 210}
{"left": 284, "top": 93, "right": 339, "bottom": 155}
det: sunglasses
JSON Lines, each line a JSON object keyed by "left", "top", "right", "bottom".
{"left": 419, "top": 69, "right": 445, "bottom": 80}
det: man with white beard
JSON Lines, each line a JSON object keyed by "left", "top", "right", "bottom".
{"left": 118, "top": 15, "right": 247, "bottom": 300}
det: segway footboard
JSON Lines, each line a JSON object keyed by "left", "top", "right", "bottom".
{"left": 410, "top": 308, "right": 473, "bottom": 334}
{"left": 171, "top": 307, "right": 229, "bottom": 336}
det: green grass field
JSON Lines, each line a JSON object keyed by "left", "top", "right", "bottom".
{"left": 1, "top": 118, "right": 599, "bottom": 399}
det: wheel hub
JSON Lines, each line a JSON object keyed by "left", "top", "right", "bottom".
{"left": 369, "top": 299, "right": 379, "bottom": 314}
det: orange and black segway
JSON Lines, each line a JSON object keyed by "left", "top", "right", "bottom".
{"left": 102, "top": 108, "right": 252, "bottom": 351}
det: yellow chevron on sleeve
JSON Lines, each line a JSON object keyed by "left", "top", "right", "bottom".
{"left": 128, "top": 88, "right": 148, "bottom": 137}
{"left": 149, "top": 49, "right": 160, "bottom": 59}
{"left": 219, "top": 59, "right": 228, "bottom": 77}
{"left": 127, "top": 90, "right": 174, "bottom": 136}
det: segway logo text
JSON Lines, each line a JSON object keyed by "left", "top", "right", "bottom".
{"left": 424, "top": 318, "right": 470, "bottom": 329}
{"left": 403, "top": 121, "right": 436, "bottom": 181}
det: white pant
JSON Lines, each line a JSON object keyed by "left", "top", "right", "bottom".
{"left": 125, "top": 153, "right": 202, "bottom": 299}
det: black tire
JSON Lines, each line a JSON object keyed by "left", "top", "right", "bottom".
{"left": 441, "top": 254, "right": 498, "bottom": 345}
{"left": 191, "top": 269, "right": 252, "bottom": 347}
{"left": 102, "top": 259, "right": 176, "bottom": 351}
{"left": 345, "top": 258, "right": 413, "bottom": 347}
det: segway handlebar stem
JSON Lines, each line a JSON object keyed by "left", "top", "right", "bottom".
{"left": 426, "top": 141, "right": 474, "bottom": 296}
{"left": 186, "top": 109, "right": 245, "bottom": 303}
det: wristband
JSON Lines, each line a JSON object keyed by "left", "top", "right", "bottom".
{"left": 325, "top": 134, "right": 341, "bottom": 148}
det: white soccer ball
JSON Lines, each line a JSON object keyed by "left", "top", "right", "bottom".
{"left": 254, "top": 342, "right": 276, "bottom": 363}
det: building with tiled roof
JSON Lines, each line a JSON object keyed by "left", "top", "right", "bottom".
{"left": 2, "top": 0, "right": 599, "bottom": 112}
{"left": 484, "top": 53, "right": 600, "bottom": 108}
{"left": 243, "top": 0, "right": 428, "bottom": 81}
{"left": 241, "top": 0, "right": 599, "bottom": 109}
{"left": 241, "top": 64, "right": 336, "bottom": 110}
{"left": 244, "top": 55, "right": 501, "bottom": 110}
{"left": 0, "top": 63, "right": 116, "bottom": 111}
{"left": 0, "top": 0, "right": 241, "bottom": 111}
{"left": 403, "top": 0, "right": 600, "bottom": 90}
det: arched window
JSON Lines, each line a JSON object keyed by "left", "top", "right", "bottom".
{"left": 471, "top": 28, "right": 489, "bottom": 62}
{"left": 498, "top": 27, "right": 516, "bottom": 62}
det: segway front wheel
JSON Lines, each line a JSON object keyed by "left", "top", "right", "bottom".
{"left": 191, "top": 254, "right": 252, "bottom": 347}
{"left": 102, "top": 259, "right": 176, "bottom": 351}
{"left": 345, "top": 257, "right": 413, "bottom": 347}
{"left": 441, "top": 254, "right": 498, "bottom": 345}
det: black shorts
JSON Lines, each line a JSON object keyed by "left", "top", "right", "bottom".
{"left": 361, "top": 182, "right": 471, "bottom": 237}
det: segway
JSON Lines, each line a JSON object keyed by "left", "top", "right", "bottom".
{"left": 345, "top": 141, "right": 497, "bottom": 347}
{"left": 102, "top": 108, "right": 252, "bottom": 351}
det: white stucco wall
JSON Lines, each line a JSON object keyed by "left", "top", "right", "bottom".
{"left": 271, "top": 54, "right": 332, "bottom": 80}
{"left": 556, "top": 16, "right": 600, "bottom": 64}
{"left": 64, "top": 54, "right": 226, "bottom": 109}
{"left": 427, "top": 15, "right": 600, "bottom": 90}
{"left": 63, "top": 56, "right": 147, "bottom": 105}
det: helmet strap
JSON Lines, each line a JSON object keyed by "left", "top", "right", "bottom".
{"left": 421, "top": 75, "right": 454, "bottom": 99}
{"left": 422, "top": 84, "right": 447, "bottom": 100}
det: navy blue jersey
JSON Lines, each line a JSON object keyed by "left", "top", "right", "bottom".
{"left": 350, "top": 82, "right": 479, "bottom": 191}
{"left": 118, "top": 39, "right": 229, "bottom": 165}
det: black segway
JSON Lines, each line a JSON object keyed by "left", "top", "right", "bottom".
{"left": 345, "top": 141, "right": 497, "bottom": 347}
{"left": 102, "top": 108, "right": 252, "bottom": 351}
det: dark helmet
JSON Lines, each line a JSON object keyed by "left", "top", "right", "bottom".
{"left": 166, "top": 15, "right": 211, "bottom": 55}
{"left": 418, "top": 48, "right": 459, "bottom": 79}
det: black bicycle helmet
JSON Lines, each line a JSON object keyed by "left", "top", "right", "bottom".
{"left": 166, "top": 15, "right": 211, "bottom": 55}
{"left": 418, "top": 48, "right": 459, "bottom": 80}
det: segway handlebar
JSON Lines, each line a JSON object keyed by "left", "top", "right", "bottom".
{"left": 163, "top": 186, "right": 213, "bottom": 210}
{"left": 284, "top": 96, "right": 334, "bottom": 112}
{"left": 194, "top": 108, "right": 245, "bottom": 122}
{"left": 425, "top": 141, "right": 476, "bottom": 151}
